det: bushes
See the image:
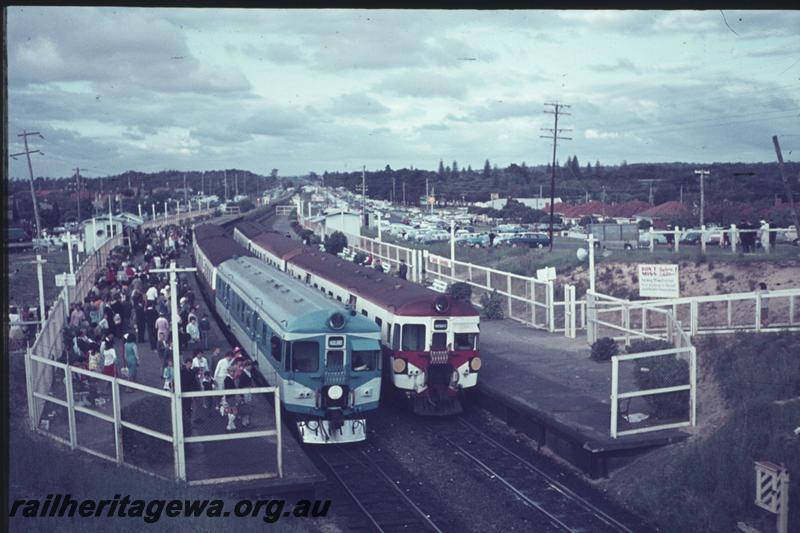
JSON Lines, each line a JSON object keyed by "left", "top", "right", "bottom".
{"left": 479, "top": 290, "right": 504, "bottom": 320}
{"left": 626, "top": 339, "right": 688, "bottom": 419}
{"left": 590, "top": 337, "right": 618, "bottom": 361}
{"left": 323, "top": 231, "right": 347, "bottom": 256}
{"left": 448, "top": 282, "right": 472, "bottom": 302}
{"left": 352, "top": 251, "right": 367, "bottom": 265}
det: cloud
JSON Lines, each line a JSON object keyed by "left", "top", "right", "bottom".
{"left": 589, "top": 59, "right": 641, "bottom": 74}
{"left": 374, "top": 71, "right": 480, "bottom": 99}
{"left": 585, "top": 129, "right": 620, "bottom": 140}
{"left": 325, "top": 93, "right": 391, "bottom": 116}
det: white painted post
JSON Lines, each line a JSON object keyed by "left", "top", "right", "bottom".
{"left": 164, "top": 201, "right": 168, "bottom": 219}
{"left": 610, "top": 356, "right": 619, "bottom": 438}
{"left": 727, "top": 299, "right": 733, "bottom": 327}
{"left": 649, "top": 233, "right": 655, "bottom": 253}
{"left": 690, "top": 300, "right": 699, "bottom": 336}
{"left": 25, "top": 348, "right": 36, "bottom": 430}
{"left": 755, "top": 291, "right": 762, "bottom": 332}
{"left": 790, "top": 295, "right": 796, "bottom": 325}
{"left": 35, "top": 254, "right": 46, "bottom": 331}
{"left": 730, "top": 224, "right": 737, "bottom": 254}
{"left": 450, "top": 221, "right": 456, "bottom": 281}
{"left": 690, "top": 347, "right": 697, "bottom": 427}
{"left": 65, "top": 365, "right": 77, "bottom": 450}
{"left": 547, "top": 281, "right": 555, "bottom": 332}
{"left": 377, "top": 215, "right": 382, "bottom": 242}
{"left": 152, "top": 204, "right": 156, "bottom": 221}
{"left": 700, "top": 225, "right": 707, "bottom": 255}
{"left": 778, "top": 468, "right": 790, "bottom": 533}
{"left": 111, "top": 377, "right": 123, "bottom": 464}
{"left": 586, "top": 291, "right": 597, "bottom": 343}
{"left": 138, "top": 203, "right": 143, "bottom": 218}
{"left": 623, "top": 302, "right": 630, "bottom": 346}
{"left": 507, "top": 276, "right": 513, "bottom": 318}
{"left": 588, "top": 234, "right": 596, "bottom": 292}
{"left": 674, "top": 226, "right": 681, "bottom": 253}
{"left": 764, "top": 222, "right": 771, "bottom": 253}
{"left": 274, "top": 386, "right": 283, "bottom": 478}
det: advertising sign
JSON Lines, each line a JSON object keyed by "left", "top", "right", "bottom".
{"left": 638, "top": 264, "right": 679, "bottom": 298}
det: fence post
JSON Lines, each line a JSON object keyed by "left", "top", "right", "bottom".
{"left": 610, "top": 356, "right": 619, "bottom": 438}
{"left": 690, "top": 300, "right": 699, "bottom": 336}
{"left": 730, "top": 224, "right": 737, "bottom": 254}
{"left": 690, "top": 346, "right": 697, "bottom": 427}
{"left": 111, "top": 378, "right": 123, "bottom": 464}
{"left": 623, "top": 302, "right": 630, "bottom": 347}
{"left": 649, "top": 233, "right": 655, "bottom": 253}
{"left": 586, "top": 291, "right": 597, "bottom": 343}
{"left": 569, "top": 285, "right": 577, "bottom": 338}
{"left": 674, "top": 226, "right": 681, "bottom": 253}
{"left": 700, "top": 224, "right": 707, "bottom": 255}
{"left": 791, "top": 295, "right": 796, "bottom": 325}
{"left": 25, "top": 348, "right": 36, "bottom": 430}
{"left": 274, "top": 386, "right": 283, "bottom": 478}
{"left": 547, "top": 281, "right": 555, "bottom": 332}
{"left": 507, "top": 276, "right": 513, "bottom": 318}
{"left": 65, "top": 365, "right": 77, "bottom": 450}
{"left": 755, "top": 291, "right": 762, "bottom": 332}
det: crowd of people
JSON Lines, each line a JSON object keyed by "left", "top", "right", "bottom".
{"left": 54, "top": 222, "right": 260, "bottom": 433}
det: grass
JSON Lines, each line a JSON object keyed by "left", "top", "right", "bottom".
{"left": 629, "top": 332, "right": 800, "bottom": 532}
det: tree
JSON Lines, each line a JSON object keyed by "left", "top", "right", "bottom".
{"left": 438, "top": 160, "right": 445, "bottom": 177}
{"left": 452, "top": 161, "right": 459, "bottom": 176}
{"left": 324, "top": 231, "right": 348, "bottom": 256}
{"left": 483, "top": 159, "right": 491, "bottom": 178}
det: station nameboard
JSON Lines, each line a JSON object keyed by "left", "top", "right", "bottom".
{"left": 637, "top": 264, "right": 679, "bottom": 298}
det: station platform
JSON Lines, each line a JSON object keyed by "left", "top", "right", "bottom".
{"left": 49, "top": 245, "right": 324, "bottom": 497}
{"left": 477, "top": 319, "right": 688, "bottom": 478}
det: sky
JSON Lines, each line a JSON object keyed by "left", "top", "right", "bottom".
{"left": 6, "top": 7, "right": 800, "bottom": 180}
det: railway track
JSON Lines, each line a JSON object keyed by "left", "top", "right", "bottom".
{"left": 315, "top": 444, "right": 444, "bottom": 533}
{"left": 438, "top": 418, "right": 636, "bottom": 533}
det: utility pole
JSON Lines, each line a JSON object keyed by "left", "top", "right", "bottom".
{"left": 201, "top": 171, "right": 205, "bottom": 196}
{"left": 540, "top": 103, "right": 572, "bottom": 252}
{"left": 223, "top": 169, "right": 229, "bottom": 201}
{"left": 235, "top": 171, "right": 239, "bottom": 197}
{"left": 694, "top": 169, "right": 709, "bottom": 226}
{"left": 680, "top": 184, "right": 684, "bottom": 204}
{"left": 243, "top": 172, "right": 247, "bottom": 195}
{"left": 361, "top": 166, "right": 366, "bottom": 216}
{"left": 402, "top": 181, "right": 406, "bottom": 206}
{"left": 649, "top": 181, "right": 654, "bottom": 206}
{"left": 183, "top": 173, "right": 188, "bottom": 204}
{"left": 392, "top": 176, "right": 396, "bottom": 205}
{"left": 602, "top": 186, "right": 607, "bottom": 219}
{"left": 10, "top": 130, "right": 45, "bottom": 240}
{"left": 773, "top": 136, "right": 800, "bottom": 234}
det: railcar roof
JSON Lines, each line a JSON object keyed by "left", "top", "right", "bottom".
{"left": 233, "top": 221, "right": 266, "bottom": 239}
{"left": 217, "top": 256, "right": 380, "bottom": 333}
{"left": 195, "top": 233, "right": 252, "bottom": 266}
{"left": 194, "top": 223, "right": 229, "bottom": 241}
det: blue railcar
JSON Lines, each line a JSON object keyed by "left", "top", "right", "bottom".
{"left": 214, "top": 256, "right": 382, "bottom": 444}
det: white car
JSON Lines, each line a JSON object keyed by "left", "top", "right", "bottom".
{"left": 639, "top": 231, "right": 668, "bottom": 245}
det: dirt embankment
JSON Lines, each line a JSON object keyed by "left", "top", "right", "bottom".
{"left": 560, "top": 258, "right": 800, "bottom": 300}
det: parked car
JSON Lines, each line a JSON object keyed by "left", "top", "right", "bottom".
{"left": 639, "top": 231, "right": 668, "bottom": 246}
{"left": 679, "top": 231, "right": 703, "bottom": 245}
{"left": 456, "top": 233, "right": 489, "bottom": 247}
{"left": 777, "top": 225, "right": 798, "bottom": 246}
{"left": 500, "top": 232, "right": 551, "bottom": 248}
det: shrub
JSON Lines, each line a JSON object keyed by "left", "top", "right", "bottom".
{"left": 448, "top": 282, "right": 472, "bottom": 302}
{"left": 479, "top": 290, "right": 505, "bottom": 320}
{"left": 628, "top": 340, "right": 689, "bottom": 419}
{"left": 352, "top": 251, "right": 367, "bottom": 265}
{"left": 590, "top": 337, "right": 618, "bottom": 362}
{"left": 323, "top": 231, "right": 347, "bottom": 256}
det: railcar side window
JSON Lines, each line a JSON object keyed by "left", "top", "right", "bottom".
{"left": 326, "top": 350, "right": 344, "bottom": 371}
{"left": 291, "top": 341, "right": 319, "bottom": 372}
{"left": 270, "top": 335, "right": 282, "bottom": 361}
{"left": 352, "top": 350, "right": 379, "bottom": 371}
{"left": 401, "top": 324, "right": 426, "bottom": 351}
{"left": 392, "top": 325, "right": 401, "bottom": 350}
{"left": 454, "top": 333, "right": 478, "bottom": 351}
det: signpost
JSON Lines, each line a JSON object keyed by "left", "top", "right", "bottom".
{"left": 637, "top": 264, "right": 680, "bottom": 298}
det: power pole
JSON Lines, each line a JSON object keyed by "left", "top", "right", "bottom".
{"left": 235, "top": 171, "right": 239, "bottom": 197}
{"left": 201, "top": 171, "right": 205, "bottom": 196}
{"left": 361, "top": 166, "right": 366, "bottom": 216}
{"left": 402, "top": 181, "right": 406, "bottom": 205}
{"left": 649, "top": 181, "right": 654, "bottom": 205}
{"left": 694, "top": 169, "right": 709, "bottom": 226}
{"left": 773, "top": 136, "right": 800, "bottom": 234}
{"left": 680, "top": 184, "right": 684, "bottom": 204}
{"left": 392, "top": 176, "right": 396, "bottom": 205}
{"left": 183, "top": 173, "right": 188, "bottom": 204}
{"left": 223, "top": 169, "right": 229, "bottom": 201}
{"left": 10, "top": 130, "right": 45, "bottom": 240}
{"left": 602, "top": 186, "right": 607, "bottom": 219}
{"left": 540, "top": 103, "right": 572, "bottom": 251}
{"left": 243, "top": 172, "right": 247, "bottom": 195}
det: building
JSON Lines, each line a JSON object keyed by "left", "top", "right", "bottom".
{"left": 82, "top": 213, "right": 144, "bottom": 252}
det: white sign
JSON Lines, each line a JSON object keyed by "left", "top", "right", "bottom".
{"left": 55, "top": 273, "right": 77, "bottom": 287}
{"left": 536, "top": 267, "right": 557, "bottom": 282}
{"left": 638, "top": 264, "right": 679, "bottom": 298}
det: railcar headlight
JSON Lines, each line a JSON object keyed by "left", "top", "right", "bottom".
{"left": 434, "top": 295, "right": 450, "bottom": 314}
{"left": 392, "top": 358, "right": 407, "bottom": 374}
{"left": 329, "top": 312, "right": 346, "bottom": 330}
{"left": 469, "top": 357, "right": 482, "bottom": 372}
{"left": 327, "top": 385, "right": 343, "bottom": 400}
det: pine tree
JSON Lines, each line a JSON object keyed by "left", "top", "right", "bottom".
{"left": 452, "top": 161, "right": 459, "bottom": 176}
{"left": 438, "top": 160, "right": 445, "bottom": 176}
{"left": 483, "top": 159, "right": 491, "bottom": 178}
